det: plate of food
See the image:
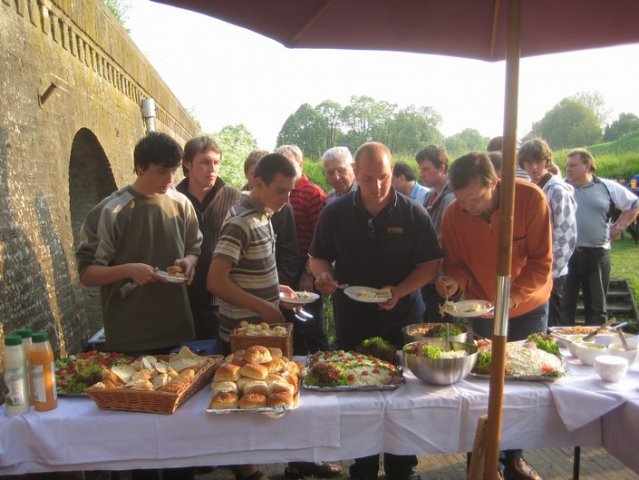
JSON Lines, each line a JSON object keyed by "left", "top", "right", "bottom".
{"left": 158, "top": 266, "right": 187, "bottom": 284}
{"left": 344, "top": 286, "right": 392, "bottom": 304}
{"left": 440, "top": 299, "right": 494, "bottom": 317}
{"left": 471, "top": 334, "right": 566, "bottom": 382}
{"left": 279, "top": 291, "right": 320, "bottom": 305}
{"left": 55, "top": 351, "right": 133, "bottom": 396}
{"left": 302, "top": 350, "right": 403, "bottom": 391}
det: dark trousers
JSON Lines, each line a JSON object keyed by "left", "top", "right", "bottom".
{"left": 561, "top": 248, "right": 611, "bottom": 325}
{"left": 350, "top": 453, "right": 417, "bottom": 480}
{"left": 548, "top": 275, "right": 567, "bottom": 327}
{"left": 189, "top": 296, "right": 219, "bottom": 340}
{"left": 421, "top": 283, "right": 453, "bottom": 323}
{"left": 293, "top": 296, "right": 327, "bottom": 354}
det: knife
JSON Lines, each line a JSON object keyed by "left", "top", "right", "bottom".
{"left": 582, "top": 317, "right": 617, "bottom": 341}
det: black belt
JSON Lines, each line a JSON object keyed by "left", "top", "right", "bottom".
{"left": 575, "top": 246, "right": 607, "bottom": 252}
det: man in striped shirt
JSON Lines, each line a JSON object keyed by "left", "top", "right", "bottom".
{"left": 208, "top": 153, "right": 297, "bottom": 345}
{"left": 276, "top": 145, "right": 328, "bottom": 353}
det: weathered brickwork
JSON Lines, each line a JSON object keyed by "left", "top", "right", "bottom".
{"left": 0, "top": 0, "right": 199, "bottom": 370}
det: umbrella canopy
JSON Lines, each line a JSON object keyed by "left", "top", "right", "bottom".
{"left": 152, "top": 1, "right": 639, "bottom": 478}
{"left": 153, "top": 0, "right": 639, "bottom": 61}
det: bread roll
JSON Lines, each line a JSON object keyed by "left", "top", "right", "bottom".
{"left": 268, "top": 347, "right": 283, "bottom": 359}
{"left": 264, "top": 357, "right": 286, "bottom": 373}
{"left": 102, "top": 369, "right": 123, "bottom": 385}
{"left": 214, "top": 363, "right": 241, "bottom": 382}
{"left": 152, "top": 372, "right": 170, "bottom": 390}
{"left": 235, "top": 377, "right": 250, "bottom": 393}
{"left": 242, "top": 380, "right": 268, "bottom": 395}
{"left": 211, "top": 392, "right": 239, "bottom": 409}
{"left": 267, "top": 391, "right": 294, "bottom": 408}
{"left": 211, "top": 381, "right": 238, "bottom": 395}
{"left": 244, "top": 345, "right": 273, "bottom": 364}
{"left": 239, "top": 392, "right": 267, "bottom": 409}
{"left": 157, "top": 368, "right": 195, "bottom": 393}
{"left": 239, "top": 362, "right": 268, "bottom": 380}
{"left": 284, "top": 361, "right": 300, "bottom": 375}
{"left": 268, "top": 378, "right": 294, "bottom": 395}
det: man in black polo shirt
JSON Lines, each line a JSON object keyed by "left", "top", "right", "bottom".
{"left": 309, "top": 141, "right": 443, "bottom": 480}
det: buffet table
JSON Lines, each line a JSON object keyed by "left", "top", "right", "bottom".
{"left": 1, "top": 352, "right": 637, "bottom": 475}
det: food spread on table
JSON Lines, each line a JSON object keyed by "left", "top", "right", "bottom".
{"left": 233, "top": 321, "right": 289, "bottom": 337}
{"left": 403, "top": 342, "right": 469, "bottom": 359}
{"left": 90, "top": 346, "right": 210, "bottom": 391}
{"left": 55, "top": 351, "right": 133, "bottom": 395}
{"left": 355, "top": 337, "right": 399, "bottom": 364}
{"left": 207, "top": 345, "right": 302, "bottom": 414}
{"left": 407, "top": 323, "right": 465, "bottom": 339}
{"left": 472, "top": 334, "right": 566, "bottom": 380}
{"left": 304, "top": 350, "right": 402, "bottom": 389}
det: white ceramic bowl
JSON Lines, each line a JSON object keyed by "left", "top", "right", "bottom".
{"left": 608, "top": 344, "right": 639, "bottom": 365}
{"left": 567, "top": 337, "right": 595, "bottom": 358}
{"left": 594, "top": 332, "right": 638, "bottom": 347}
{"left": 593, "top": 355, "right": 628, "bottom": 382}
{"left": 575, "top": 342, "right": 607, "bottom": 366}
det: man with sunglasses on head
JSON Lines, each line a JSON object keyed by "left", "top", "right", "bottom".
{"left": 309, "top": 141, "right": 442, "bottom": 480}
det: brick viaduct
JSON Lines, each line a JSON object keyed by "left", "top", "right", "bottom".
{"left": 0, "top": 0, "right": 200, "bottom": 360}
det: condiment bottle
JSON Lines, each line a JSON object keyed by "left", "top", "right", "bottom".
{"left": 30, "top": 331, "right": 57, "bottom": 411}
{"left": 3, "top": 335, "right": 30, "bottom": 415}
{"left": 15, "top": 328, "right": 33, "bottom": 403}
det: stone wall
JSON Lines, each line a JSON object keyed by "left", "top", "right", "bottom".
{"left": 0, "top": 0, "right": 199, "bottom": 364}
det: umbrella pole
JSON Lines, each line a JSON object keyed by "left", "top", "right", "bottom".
{"left": 483, "top": 0, "right": 520, "bottom": 478}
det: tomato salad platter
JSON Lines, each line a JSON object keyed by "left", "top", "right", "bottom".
{"left": 55, "top": 351, "right": 133, "bottom": 396}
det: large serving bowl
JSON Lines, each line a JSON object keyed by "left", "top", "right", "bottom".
{"left": 609, "top": 343, "right": 639, "bottom": 365}
{"left": 567, "top": 336, "right": 596, "bottom": 358}
{"left": 402, "top": 323, "right": 469, "bottom": 345}
{"left": 574, "top": 342, "right": 607, "bottom": 366}
{"left": 594, "top": 355, "right": 628, "bottom": 382}
{"left": 403, "top": 340, "right": 478, "bottom": 385}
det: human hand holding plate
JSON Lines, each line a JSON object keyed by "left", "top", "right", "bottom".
{"left": 440, "top": 299, "right": 494, "bottom": 317}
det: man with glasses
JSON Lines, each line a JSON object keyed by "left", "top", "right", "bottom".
{"left": 310, "top": 141, "right": 442, "bottom": 480}
{"left": 436, "top": 152, "right": 552, "bottom": 480}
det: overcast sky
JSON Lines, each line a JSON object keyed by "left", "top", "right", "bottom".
{"left": 127, "top": 0, "right": 639, "bottom": 150}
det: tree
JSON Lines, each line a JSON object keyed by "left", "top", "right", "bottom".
{"left": 276, "top": 103, "right": 326, "bottom": 159}
{"left": 570, "top": 91, "right": 611, "bottom": 127}
{"left": 340, "top": 95, "right": 396, "bottom": 150}
{"left": 533, "top": 98, "right": 602, "bottom": 149}
{"left": 382, "top": 105, "right": 443, "bottom": 154}
{"left": 103, "top": 0, "right": 130, "bottom": 28}
{"left": 604, "top": 112, "right": 639, "bottom": 141}
{"left": 444, "top": 128, "right": 489, "bottom": 158}
{"left": 210, "top": 124, "right": 257, "bottom": 189}
{"left": 316, "top": 100, "right": 343, "bottom": 150}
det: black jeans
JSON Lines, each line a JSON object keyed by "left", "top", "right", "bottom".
{"left": 548, "top": 275, "right": 567, "bottom": 327}
{"left": 561, "top": 247, "right": 611, "bottom": 325}
{"left": 350, "top": 453, "right": 417, "bottom": 480}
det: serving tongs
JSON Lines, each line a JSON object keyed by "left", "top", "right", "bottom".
{"left": 582, "top": 317, "right": 617, "bottom": 342}
{"left": 293, "top": 307, "right": 313, "bottom": 323}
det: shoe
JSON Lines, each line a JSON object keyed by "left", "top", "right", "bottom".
{"left": 508, "top": 457, "right": 542, "bottom": 480}
{"left": 285, "top": 462, "right": 342, "bottom": 479}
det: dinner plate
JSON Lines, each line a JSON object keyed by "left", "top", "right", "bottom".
{"left": 442, "top": 300, "right": 494, "bottom": 317}
{"left": 157, "top": 270, "right": 187, "bottom": 284}
{"left": 279, "top": 291, "right": 320, "bottom": 305}
{"left": 344, "top": 286, "right": 392, "bottom": 303}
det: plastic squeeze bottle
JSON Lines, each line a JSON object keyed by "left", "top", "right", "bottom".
{"left": 15, "top": 328, "right": 33, "bottom": 403}
{"left": 30, "top": 331, "right": 57, "bottom": 411}
{"left": 3, "top": 335, "right": 30, "bottom": 415}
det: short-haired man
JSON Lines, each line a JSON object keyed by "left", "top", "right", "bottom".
{"left": 176, "top": 136, "right": 241, "bottom": 340}
{"left": 487, "top": 135, "right": 531, "bottom": 181}
{"left": 310, "top": 142, "right": 442, "bottom": 480}
{"left": 391, "top": 160, "right": 430, "bottom": 207}
{"left": 321, "top": 146, "right": 357, "bottom": 204}
{"left": 77, "top": 131, "right": 202, "bottom": 354}
{"left": 519, "top": 138, "right": 577, "bottom": 326}
{"left": 436, "top": 152, "right": 552, "bottom": 480}
{"left": 208, "top": 153, "right": 297, "bottom": 342}
{"left": 415, "top": 145, "right": 456, "bottom": 322}
{"left": 276, "top": 144, "right": 327, "bottom": 353}
{"left": 563, "top": 148, "right": 639, "bottom": 325}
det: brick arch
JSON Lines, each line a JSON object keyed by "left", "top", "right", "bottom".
{"left": 69, "top": 128, "right": 117, "bottom": 329}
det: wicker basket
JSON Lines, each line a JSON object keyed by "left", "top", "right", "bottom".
{"left": 230, "top": 323, "right": 293, "bottom": 359}
{"left": 85, "top": 355, "right": 223, "bottom": 414}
